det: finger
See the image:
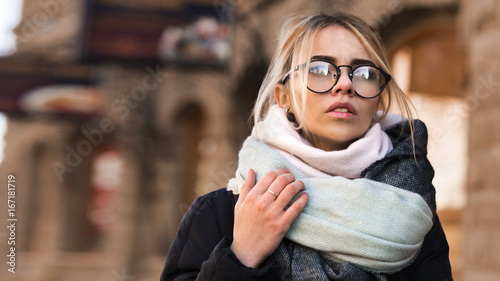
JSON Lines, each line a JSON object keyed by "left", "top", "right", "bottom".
{"left": 251, "top": 168, "right": 290, "bottom": 194}
{"left": 235, "top": 169, "right": 256, "bottom": 210}
{"left": 240, "top": 169, "right": 255, "bottom": 198}
{"left": 274, "top": 180, "right": 305, "bottom": 209}
{"left": 280, "top": 191, "right": 309, "bottom": 227}
{"left": 265, "top": 173, "right": 296, "bottom": 200}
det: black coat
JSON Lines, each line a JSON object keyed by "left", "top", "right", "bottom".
{"left": 160, "top": 188, "right": 452, "bottom": 281}
{"left": 161, "top": 120, "right": 453, "bottom": 280}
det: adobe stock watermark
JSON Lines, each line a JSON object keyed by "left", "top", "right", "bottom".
{"left": 427, "top": 69, "right": 500, "bottom": 154}
{"left": 192, "top": 109, "right": 291, "bottom": 207}
{"left": 369, "top": 0, "right": 454, "bottom": 27}
{"left": 16, "top": 0, "right": 72, "bottom": 47}
{"left": 194, "top": 142, "right": 263, "bottom": 199}
{"left": 109, "top": 268, "right": 135, "bottom": 281}
{"left": 51, "top": 65, "right": 168, "bottom": 182}
{"left": 369, "top": 0, "right": 404, "bottom": 27}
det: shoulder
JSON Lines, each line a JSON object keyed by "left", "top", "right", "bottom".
{"left": 192, "top": 188, "right": 239, "bottom": 224}
{"left": 161, "top": 188, "right": 238, "bottom": 279}
{"left": 384, "top": 118, "right": 429, "bottom": 154}
{"left": 202, "top": 187, "right": 239, "bottom": 207}
{"left": 179, "top": 188, "right": 237, "bottom": 241}
{"left": 378, "top": 112, "right": 430, "bottom": 155}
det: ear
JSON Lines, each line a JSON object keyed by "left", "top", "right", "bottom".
{"left": 274, "top": 84, "right": 289, "bottom": 109}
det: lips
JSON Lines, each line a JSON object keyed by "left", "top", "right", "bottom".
{"left": 326, "top": 102, "right": 357, "bottom": 115}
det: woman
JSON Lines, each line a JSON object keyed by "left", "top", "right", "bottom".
{"left": 161, "top": 12, "right": 453, "bottom": 281}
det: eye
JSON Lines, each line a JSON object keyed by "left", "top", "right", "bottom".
{"left": 309, "top": 62, "right": 332, "bottom": 77}
{"left": 309, "top": 66, "right": 328, "bottom": 76}
{"left": 353, "top": 66, "right": 378, "bottom": 80}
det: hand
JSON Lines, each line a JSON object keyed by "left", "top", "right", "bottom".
{"left": 230, "top": 168, "right": 309, "bottom": 268}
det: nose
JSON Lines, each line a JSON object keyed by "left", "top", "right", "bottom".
{"left": 332, "top": 66, "right": 354, "bottom": 97}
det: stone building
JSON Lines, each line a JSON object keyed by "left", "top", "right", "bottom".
{"left": 0, "top": 0, "right": 499, "bottom": 280}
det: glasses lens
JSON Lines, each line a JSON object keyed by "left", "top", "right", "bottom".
{"left": 352, "top": 66, "right": 386, "bottom": 98}
{"left": 304, "top": 61, "right": 389, "bottom": 97}
{"left": 307, "top": 61, "right": 337, "bottom": 93}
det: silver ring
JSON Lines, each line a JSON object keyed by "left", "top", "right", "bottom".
{"left": 267, "top": 189, "right": 279, "bottom": 198}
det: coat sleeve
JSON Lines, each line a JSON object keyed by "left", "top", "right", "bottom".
{"left": 160, "top": 189, "right": 280, "bottom": 281}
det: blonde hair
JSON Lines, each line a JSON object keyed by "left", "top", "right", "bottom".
{"left": 252, "top": 12, "right": 415, "bottom": 139}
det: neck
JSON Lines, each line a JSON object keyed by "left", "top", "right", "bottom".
{"left": 305, "top": 133, "right": 354, "bottom": 151}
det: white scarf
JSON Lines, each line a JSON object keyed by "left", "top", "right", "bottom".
{"left": 228, "top": 104, "right": 401, "bottom": 191}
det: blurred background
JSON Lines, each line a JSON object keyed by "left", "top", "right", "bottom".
{"left": 0, "top": 0, "right": 499, "bottom": 280}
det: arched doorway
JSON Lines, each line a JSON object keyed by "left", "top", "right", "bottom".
{"left": 232, "top": 61, "right": 269, "bottom": 145}
{"left": 382, "top": 6, "right": 465, "bottom": 280}
{"left": 173, "top": 103, "right": 205, "bottom": 224}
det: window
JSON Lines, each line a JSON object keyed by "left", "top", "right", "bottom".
{"left": 0, "top": 0, "right": 23, "bottom": 56}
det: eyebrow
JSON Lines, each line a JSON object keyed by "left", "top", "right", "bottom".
{"left": 310, "top": 55, "right": 376, "bottom": 66}
{"left": 350, "top": 58, "right": 376, "bottom": 66}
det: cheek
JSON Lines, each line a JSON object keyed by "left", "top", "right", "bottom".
{"left": 357, "top": 99, "right": 380, "bottom": 129}
{"left": 302, "top": 94, "right": 325, "bottom": 124}
{"left": 289, "top": 87, "right": 312, "bottom": 123}
{"left": 365, "top": 98, "right": 380, "bottom": 116}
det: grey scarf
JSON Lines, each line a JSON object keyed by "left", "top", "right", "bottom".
{"left": 271, "top": 119, "right": 437, "bottom": 280}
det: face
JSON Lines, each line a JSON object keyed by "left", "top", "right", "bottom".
{"left": 277, "top": 26, "right": 380, "bottom": 151}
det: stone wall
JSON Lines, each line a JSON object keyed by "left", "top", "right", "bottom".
{"left": 460, "top": 1, "right": 500, "bottom": 280}
{"left": 2, "top": 0, "right": 500, "bottom": 280}
{"left": 13, "top": 0, "right": 85, "bottom": 61}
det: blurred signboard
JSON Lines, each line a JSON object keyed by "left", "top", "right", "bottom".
{"left": 0, "top": 61, "right": 94, "bottom": 115}
{"left": 0, "top": 0, "right": 232, "bottom": 114}
{"left": 19, "top": 84, "right": 104, "bottom": 116}
{"left": 82, "top": 0, "right": 231, "bottom": 66}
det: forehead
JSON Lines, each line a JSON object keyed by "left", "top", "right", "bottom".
{"left": 310, "top": 26, "right": 372, "bottom": 63}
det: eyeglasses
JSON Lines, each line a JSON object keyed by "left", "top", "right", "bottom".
{"left": 280, "top": 59, "right": 392, "bottom": 99}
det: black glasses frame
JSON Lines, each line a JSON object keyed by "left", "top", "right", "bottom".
{"left": 280, "top": 59, "right": 392, "bottom": 99}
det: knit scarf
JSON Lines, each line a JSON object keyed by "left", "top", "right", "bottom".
{"left": 230, "top": 105, "right": 396, "bottom": 181}
{"left": 227, "top": 105, "right": 434, "bottom": 278}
